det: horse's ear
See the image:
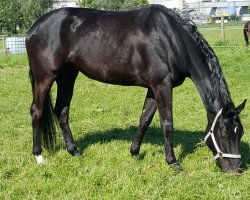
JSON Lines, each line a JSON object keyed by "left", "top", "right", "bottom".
{"left": 236, "top": 99, "right": 247, "bottom": 114}
{"left": 222, "top": 103, "right": 235, "bottom": 118}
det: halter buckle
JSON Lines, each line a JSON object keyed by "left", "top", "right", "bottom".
{"left": 218, "top": 152, "right": 223, "bottom": 158}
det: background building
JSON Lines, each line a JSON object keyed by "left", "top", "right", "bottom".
{"left": 149, "top": 0, "right": 250, "bottom": 21}
{"left": 53, "top": 0, "right": 80, "bottom": 9}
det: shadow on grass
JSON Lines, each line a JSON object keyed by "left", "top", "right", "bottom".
{"left": 75, "top": 126, "right": 204, "bottom": 163}
{"left": 241, "top": 142, "right": 250, "bottom": 170}
{"left": 74, "top": 126, "right": 250, "bottom": 170}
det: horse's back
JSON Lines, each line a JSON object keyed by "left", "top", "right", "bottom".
{"left": 26, "top": 5, "right": 187, "bottom": 87}
{"left": 26, "top": 6, "right": 152, "bottom": 47}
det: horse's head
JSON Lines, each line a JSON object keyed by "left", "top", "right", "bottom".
{"left": 205, "top": 100, "right": 247, "bottom": 173}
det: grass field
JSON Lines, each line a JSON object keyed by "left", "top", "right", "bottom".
{"left": 0, "top": 24, "right": 250, "bottom": 199}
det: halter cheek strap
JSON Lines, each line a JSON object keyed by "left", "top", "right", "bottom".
{"left": 204, "top": 108, "right": 241, "bottom": 160}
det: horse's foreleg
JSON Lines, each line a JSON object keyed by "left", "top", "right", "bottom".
{"left": 152, "top": 78, "right": 181, "bottom": 170}
{"left": 130, "top": 88, "right": 157, "bottom": 156}
{"left": 54, "top": 66, "right": 81, "bottom": 157}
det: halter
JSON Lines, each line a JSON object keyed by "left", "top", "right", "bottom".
{"left": 204, "top": 109, "right": 241, "bottom": 160}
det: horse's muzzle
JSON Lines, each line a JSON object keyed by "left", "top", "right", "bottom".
{"left": 219, "top": 158, "right": 243, "bottom": 173}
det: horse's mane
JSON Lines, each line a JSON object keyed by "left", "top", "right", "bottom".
{"left": 185, "top": 18, "right": 231, "bottom": 105}
{"left": 157, "top": 6, "right": 231, "bottom": 107}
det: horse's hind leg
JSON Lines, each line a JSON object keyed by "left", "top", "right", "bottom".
{"left": 130, "top": 88, "right": 157, "bottom": 156}
{"left": 30, "top": 75, "right": 55, "bottom": 164}
{"left": 54, "top": 64, "right": 80, "bottom": 156}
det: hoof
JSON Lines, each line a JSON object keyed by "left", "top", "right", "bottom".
{"left": 131, "top": 154, "right": 140, "bottom": 160}
{"left": 35, "top": 155, "right": 45, "bottom": 165}
{"left": 132, "top": 152, "right": 145, "bottom": 160}
{"left": 170, "top": 162, "right": 183, "bottom": 172}
{"left": 70, "top": 149, "right": 82, "bottom": 157}
{"left": 130, "top": 148, "right": 140, "bottom": 157}
{"left": 131, "top": 152, "right": 139, "bottom": 157}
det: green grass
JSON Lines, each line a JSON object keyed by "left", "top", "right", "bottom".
{"left": 0, "top": 28, "right": 250, "bottom": 199}
{"left": 0, "top": 54, "right": 28, "bottom": 69}
{"left": 198, "top": 23, "right": 246, "bottom": 47}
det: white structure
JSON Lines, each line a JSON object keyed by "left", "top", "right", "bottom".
{"left": 53, "top": 0, "right": 80, "bottom": 9}
{"left": 5, "top": 36, "right": 26, "bottom": 54}
{"left": 149, "top": 0, "right": 183, "bottom": 9}
{"left": 242, "top": 13, "right": 250, "bottom": 21}
{"left": 149, "top": 0, "right": 250, "bottom": 17}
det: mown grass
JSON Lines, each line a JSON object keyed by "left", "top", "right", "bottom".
{"left": 0, "top": 25, "right": 250, "bottom": 199}
{"left": 0, "top": 54, "right": 28, "bottom": 69}
{"left": 199, "top": 22, "right": 246, "bottom": 47}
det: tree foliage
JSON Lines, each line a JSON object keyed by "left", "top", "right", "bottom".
{"left": 80, "top": 0, "right": 148, "bottom": 10}
{"left": 0, "top": 0, "right": 148, "bottom": 35}
{"left": 0, "top": 0, "right": 54, "bottom": 35}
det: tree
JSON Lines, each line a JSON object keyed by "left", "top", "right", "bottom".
{"left": 80, "top": 0, "right": 148, "bottom": 10}
{"left": 0, "top": 0, "right": 54, "bottom": 35}
{"left": 0, "top": 0, "right": 21, "bottom": 34}
{"left": 121, "top": 0, "right": 149, "bottom": 10}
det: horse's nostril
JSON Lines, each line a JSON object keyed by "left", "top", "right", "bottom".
{"left": 222, "top": 166, "right": 243, "bottom": 173}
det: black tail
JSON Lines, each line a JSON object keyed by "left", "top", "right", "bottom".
{"left": 243, "top": 25, "right": 249, "bottom": 46}
{"left": 29, "top": 70, "right": 57, "bottom": 151}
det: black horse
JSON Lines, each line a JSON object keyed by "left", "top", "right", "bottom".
{"left": 26, "top": 5, "right": 246, "bottom": 172}
{"left": 243, "top": 21, "right": 250, "bottom": 46}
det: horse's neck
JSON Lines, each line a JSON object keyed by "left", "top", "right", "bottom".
{"left": 190, "top": 64, "right": 232, "bottom": 123}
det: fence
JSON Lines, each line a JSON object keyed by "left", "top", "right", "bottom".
{"left": 199, "top": 26, "right": 246, "bottom": 48}
{"left": 0, "top": 35, "right": 4, "bottom": 54}
{"left": 197, "top": 20, "right": 247, "bottom": 48}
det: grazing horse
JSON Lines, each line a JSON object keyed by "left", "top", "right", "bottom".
{"left": 243, "top": 21, "right": 250, "bottom": 46}
{"left": 26, "top": 5, "right": 246, "bottom": 172}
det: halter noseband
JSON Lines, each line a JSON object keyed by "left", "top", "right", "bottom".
{"left": 204, "top": 109, "right": 241, "bottom": 160}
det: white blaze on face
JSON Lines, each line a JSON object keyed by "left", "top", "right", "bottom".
{"left": 35, "top": 155, "right": 45, "bottom": 164}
